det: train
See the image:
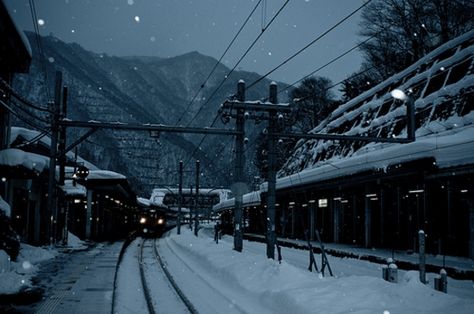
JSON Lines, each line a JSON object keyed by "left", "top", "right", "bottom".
{"left": 136, "top": 204, "right": 169, "bottom": 237}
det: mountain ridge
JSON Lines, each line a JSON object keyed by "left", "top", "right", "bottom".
{"left": 12, "top": 33, "right": 287, "bottom": 194}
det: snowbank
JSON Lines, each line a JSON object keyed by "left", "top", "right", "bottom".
{"left": 163, "top": 228, "right": 474, "bottom": 314}
{"left": 0, "top": 196, "right": 11, "bottom": 217}
{"left": 0, "top": 243, "right": 56, "bottom": 295}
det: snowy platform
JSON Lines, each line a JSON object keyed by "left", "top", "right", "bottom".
{"left": 244, "top": 233, "right": 474, "bottom": 280}
{"left": 26, "top": 242, "right": 122, "bottom": 314}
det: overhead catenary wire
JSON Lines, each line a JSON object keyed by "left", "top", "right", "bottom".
{"left": 246, "top": 0, "right": 373, "bottom": 91}
{"left": 28, "top": 0, "right": 52, "bottom": 102}
{"left": 0, "top": 98, "right": 50, "bottom": 134}
{"left": 185, "top": 0, "right": 291, "bottom": 128}
{"left": 0, "top": 78, "right": 52, "bottom": 113}
{"left": 277, "top": 34, "right": 377, "bottom": 98}
{"left": 174, "top": 0, "right": 263, "bottom": 126}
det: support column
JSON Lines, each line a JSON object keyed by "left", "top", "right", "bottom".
{"left": 310, "top": 204, "right": 315, "bottom": 241}
{"left": 468, "top": 200, "right": 474, "bottom": 259}
{"left": 365, "top": 189, "right": 372, "bottom": 248}
{"left": 333, "top": 199, "right": 340, "bottom": 243}
{"left": 85, "top": 189, "right": 93, "bottom": 239}
{"left": 291, "top": 206, "right": 295, "bottom": 238}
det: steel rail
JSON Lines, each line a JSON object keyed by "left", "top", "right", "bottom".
{"left": 139, "top": 238, "right": 157, "bottom": 314}
{"left": 152, "top": 238, "right": 198, "bottom": 314}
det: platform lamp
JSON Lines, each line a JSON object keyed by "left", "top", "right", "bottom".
{"left": 390, "top": 88, "right": 416, "bottom": 142}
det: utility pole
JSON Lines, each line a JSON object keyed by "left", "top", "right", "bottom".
{"left": 58, "top": 86, "right": 68, "bottom": 245}
{"left": 194, "top": 160, "right": 200, "bottom": 236}
{"left": 220, "top": 81, "right": 415, "bottom": 259}
{"left": 266, "top": 82, "right": 278, "bottom": 259}
{"left": 47, "top": 71, "right": 61, "bottom": 245}
{"left": 58, "top": 86, "right": 68, "bottom": 185}
{"left": 177, "top": 160, "right": 183, "bottom": 235}
{"left": 234, "top": 80, "right": 245, "bottom": 252}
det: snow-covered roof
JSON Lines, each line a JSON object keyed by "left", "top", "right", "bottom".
{"left": 0, "top": 148, "right": 49, "bottom": 173}
{"left": 0, "top": 196, "right": 11, "bottom": 217}
{"left": 213, "top": 191, "right": 261, "bottom": 212}
{"left": 264, "top": 124, "right": 474, "bottom": 192}
{"left": 85, "top": 170, "right": 126, "bottom": 180}
{"left": 137, "top": 197, "right": 151, "bottom": 207}
{"left": 10, "top": 127, "right": 99, "bottom": 171}
{"left": 278, "top": 30, "right": 474, "bottom": 187}
{"left": 59, "top": 180, "right": 86, "bottom": 197}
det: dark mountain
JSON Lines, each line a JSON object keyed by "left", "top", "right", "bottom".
{"left": 12, "top": 33, "right": 287, "bottom": 195}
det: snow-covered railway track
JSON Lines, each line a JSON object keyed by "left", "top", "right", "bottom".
{"left": 139, "top": 238, "right": 197, "bottom": 314}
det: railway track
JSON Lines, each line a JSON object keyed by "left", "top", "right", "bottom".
{"left": 113, "top": 237, "right": 197, "bottom": 314}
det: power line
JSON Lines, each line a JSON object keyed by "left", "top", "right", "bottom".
{"left": 28, "top": 0, "right": 52, "bottom": 101}
{"left": 0, "top": 78, "right": 52, "bottom": 113}
{"left": 277, "top": 34, "right": 377, "bottom": 98}
{"left": 8, "top": 98, "right": 50, "bottom": 124}
{"left": 185, "top": 0, "right": 291, "bottom": 128}
{"left": 0, "top": 98, "right": 50, "bottom": 134}
{"left": 174, "top": 0, "right": 263, "bottom": 126}
{"left": 247, "top": 0, "right": 373, "bottom": 90}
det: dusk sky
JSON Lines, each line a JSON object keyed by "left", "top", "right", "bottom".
{"left": 5, "top": 0, "right": 366, "bottom": 89}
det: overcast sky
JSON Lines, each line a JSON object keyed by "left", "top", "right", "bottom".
{"left": 6, "top": 0, "right": 366, "bottom": 89}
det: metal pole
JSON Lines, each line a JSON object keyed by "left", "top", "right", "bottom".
{"left": 58, "top": 86, "right": 68, "bottom": 185}
{"left": 266, "top": 82, "right": 278, "bottom": 259}
{"left": 234, "top": 80, "right": 245, "bottom": 252}
{"left": 419, "top": 230, "right": 426, "bottom": 283}
{"left": 194, "top": 160, "right": 200, "bottom": 236}
{"left": 406, "top": 95, "right": 416, "bottom": 141}
{"left": 177, "top": 161, "right": 183, "bottom": 235}
{"left": 47, "top": 71, "right": 61, "bottom": 245}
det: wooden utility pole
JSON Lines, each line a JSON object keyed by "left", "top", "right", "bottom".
{"left": 220, "top": 81, "right": 415, "bottom": 259}
{"left": 266, "top": 82, "right": 278, "bottom": 259}
{"left": 47, "top": 71, "right": 61, "bottom": 245}
{"left": 233, "top": 80, "right": 245, "bottom": 252}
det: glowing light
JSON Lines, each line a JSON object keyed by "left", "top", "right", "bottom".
{"left": 391, "top": 89, "right": 408, "bottom": 101}
{"left": 140, "top": 217, "right": 147, "bottom": 224}
{"left": 134, "top": 16, "right": 140, "bottom": 22}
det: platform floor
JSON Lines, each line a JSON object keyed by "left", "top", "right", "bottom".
{"left": 25, "top": 242, "right": 122, "bottom": 314}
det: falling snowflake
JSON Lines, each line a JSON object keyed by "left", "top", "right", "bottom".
{"left": 48, "top": 57, "right": 55, "bottom": 63}
{"left": 134, "top": 16, "right": 140, "bottom": 22}
{"left": 127, "top": 0, "right": 134, "bottom": 5}
{"left": 22, "top": 261, "right": 32, "bottom": 270}
{"left": 37, "top": 19, "right": 45, "bottom": 26}
{"left": 268, "top": 52, "right": 272, "bottom": 56}
{"left": 150, "top": 36, "right": 156, "bottom": 42}
{"left": 71, "top": 29, "right": 75, "bottom": 33}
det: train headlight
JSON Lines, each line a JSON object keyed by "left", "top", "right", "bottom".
{"left": 157, "top": 218, "right": 164, "bottom": 225}
{"left": 139, "top": 217, "right": 147, "bottom": 224}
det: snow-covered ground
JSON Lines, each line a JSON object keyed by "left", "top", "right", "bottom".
{"left": 0, "top": 232, "right": 86, "bottom": 296}
{"left": 152, "top": 225, "right": 474, "bottom": 314}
